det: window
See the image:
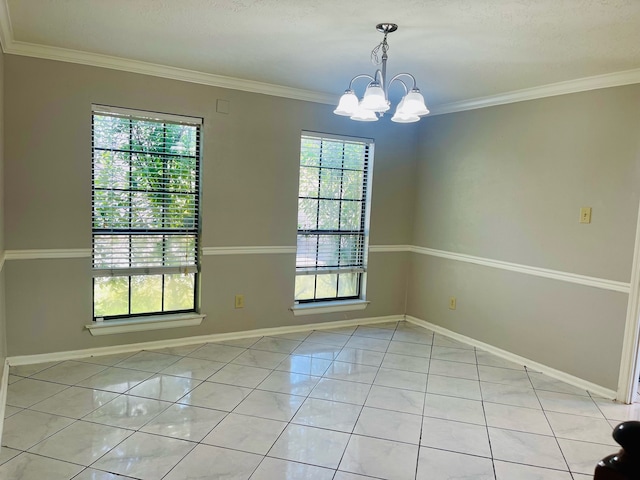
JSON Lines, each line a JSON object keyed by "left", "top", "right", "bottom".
{"left": 91, "top": 105, "right": 201, "bottom": 320}
{"left": 295, "top": 132, "right": 374, "bottom": 303}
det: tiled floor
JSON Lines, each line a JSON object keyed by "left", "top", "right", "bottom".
{"left": 0, "top": 320, "right": 636, "bottom": 479}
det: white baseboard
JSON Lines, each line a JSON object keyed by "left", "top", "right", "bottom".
{"left": 0, "top": 359, "right": 10, "bottom": 450}
{"left": 406, "top": 315, "right": 617, "bottom": 400}
{"left": 7, "top": 315, "right": 405, "bottom": 366}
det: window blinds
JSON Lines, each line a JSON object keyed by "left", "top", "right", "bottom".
{"left": 296, "top": 133, "right": 373, "bottom": 276}
{"left": 91, "top": 105, "right": 201, "bottom": 278}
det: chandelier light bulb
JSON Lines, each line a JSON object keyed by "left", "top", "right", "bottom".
{"left": 333, "top": 90, "right": 359, "bottom": 116}
{"left": 360, "top": 83, "right": 390, "bottom": 112}
{"left": 402, "top": 89, "right": 430, "bottom": 116}
{"left": 350, "top": 108, "right": 379, "bottom": 122}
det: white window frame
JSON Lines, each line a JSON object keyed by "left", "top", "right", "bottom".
{"left": 292, "top": 131, "right": 374, "bottom": 314}
{"left": 91, "top": 104, "right": 202, "bottom": 321}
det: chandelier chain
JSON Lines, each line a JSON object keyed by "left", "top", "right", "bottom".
{"left": 370, "top": 34, "right": 390, "bottom": 66}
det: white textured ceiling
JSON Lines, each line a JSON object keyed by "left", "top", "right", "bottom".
{"left": 5, "top": 0, "right": 640, "bottom": 108}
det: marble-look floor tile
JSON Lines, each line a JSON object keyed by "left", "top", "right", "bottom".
{"left": 374, "top": 367, "right": 428, "bottom": 392}
{"left": 31, "top": 361, "right": 107, "bottom": 385}
{"left": 165, "top": 443, "right": 262, "bottom": 480}
{"left": 251, "top": 337, "right": 301, "bottom": 354}
{"left": 4, "top": 405, "right": 22, "bottom": 418}
{"left": 353, "top": 326, "right": 394, "bottom": 340}
{"left": 276, "top": 355, "right": 332, "bottom": 376}
{"left": 528, "top": 371, "right": 589, "bottom": 396}
{"left": 305, "top": 331, "right": 351, "bottom": 346}
{"left": 431, "top": 346, "right": 477, "bottom": 364}
{"left": 93, "top": 432, "right": 195, "bottom": 479}
{"left": 489, "top": 427, "right": 568, "bottom": 470}
{"left": 470, "top": 351, "right": 523, "bottom": 370}
{"left": 344, "top": 336, "right": 390, "bottom": 353}
{"left": 354, "top": 406, "right": 422, "bottom": 444}
{"left": 481, "top": 381, "right": 541, "bottom": 409}
{"left": 428, "top": 359, "right": 478, "bottom": 380}
{"left": 386, "top": 340, "right": 432, "bottom": 358}
{"left": 339, "top": 435, "right": 418, "bottom": 480}
{"left": 2, "top": 409, "right": 75, "bottom": 450}
{"left": 257, "top": 370, "right": 321, "bottom": 396}
{"left": 271, "top": 331, "right": 312, "bottom": 341}
{"left": 207, "top": 363, "right": 271, "bottom": 388}
{"left": 475, "top": 350, "right": 525, "bottom": 370}
{"left": 78, "top": 352, "right": 137, "bottom": 367}
{"left": 365, "top": 385, "right": 425, "bottom": 415}
{"left": 140, "top": 403, "right": 227, "bottom": 441}
{"left": 484, "top": 402, "right": 554, "bottom": 435}
{"left": 30, "top": 386, "right": 119, "bottom": 418}
{"left": 432, "top": 335, "right": 475, "bottom": 350}
{"left": 147, "top": 343, "right": 204, "bottom": 357}
{"left": 557, "top": 438, "right": 616, "bottom": 474}
{"left": 269, "top": 424, "right": 350, "bottom": 469}
{"left": 381, "top": 353, "right": 430, "bottom": 374}
{"left": 250, "top": 457, "right": 335, "bottom": 480}
{"left": 159, "top": 357, "right": 226, "bottom": 380}
{"left": 416, "top": 447, "right": 494, "bottom": 480}
{"left": 546, "top": 411, "right": 617, "bottom": 445}
{"left": 178, "top": 381, "right": 252, "bottom": 411}
{"left": 202, "top": 413, "right": 286, "bottom": 454}
{"left": 187, "top": 343, "right": 246, "bottom": 363}
{"left": 83, "top": 395, "right": 171, "bottom": 429}
{"left": 309, "top": 378, "right": 371, "bottom": 405}
{"left": 592, "top": 397, "right": 640, "bottom": 422}
{"left": 324, "top": 361, "right": 379, "bottom": 384}
{"left": 335, "top": 347, "right": 385, "bottom": 367}
{"left": 494, "top": 460, "right": 573, "bottom": 479}
{"left": 478, "top": 364, "right": 532, "bottom": 388}
{"left": 28, "top": 420, "right": 132, "bottom": 465}
{"left": 537, "top": 390, "right": 604, "bottom": 418}
{"left": 73, "top": 467, "right": 138, "bottom": 479}
{"left": 292, "top": 342, "right": 343, "bottom": 360}
{"left": 0, "top": 447, "right": 21, "bottom": 465}
{"left": 232, "top": 349, "right": 288, "bottom": 369}
{"left": 391, "top": 330, "right": 433, "bottom": 345}
{"left": 0, "top": 452, "right": 83, "bottom": 480}
{"left": 334, "top": 472, "right": 378, "bottom": 480}
{"left": 292, "top": 398, "right": 362, "bottom": 432}
{"left": 9, "top": 361, "right": 60, "bottom": 378}
{"left": 421, "top": 417, "right": 491, "bottom": 457}
{"left": 7, "top": 378, "right": 68, "bottom": 407}
{"left": 423, "top": 393, "right": 486, "bottom": 425}
{"left": 234, "top": 389, "right": 305, "bottom": 421}
{"left": 114, "top": 352, "right": 182, "bottom": 373}
{"left": 426, "top": 374, "right": 481, "bottom": 400}
{"left": 76, "top": 367, "right": 154, "bottom": 393}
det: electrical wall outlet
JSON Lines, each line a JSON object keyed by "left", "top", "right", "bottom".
{"left": 449, "top": 297, "right": 456, "bottom": 310}
{"left": 579, "top": 207, "right": 592, "bottom": 224}
{"left": 235, "top": 294, "right": 244, "bottom": 309}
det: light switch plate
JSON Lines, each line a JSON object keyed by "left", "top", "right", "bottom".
{"left": 579, "top": 207, "right": 592, "bottom": 224}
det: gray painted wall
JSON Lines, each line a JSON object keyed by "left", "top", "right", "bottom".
{"left": 408, "top": 85, "right": 640, "bottom": 389}
{"left": 3, "top": 55, "right": 416, "bottom": 356}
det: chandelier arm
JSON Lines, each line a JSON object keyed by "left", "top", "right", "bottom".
{"left": 388, "top": 73, "right": 418, "bottom": 91}
{"left": 387, "top": 77, "right": 409, "bottom": 95}
{"left": 347, "top": 73, "right": 376, "bottom": 90}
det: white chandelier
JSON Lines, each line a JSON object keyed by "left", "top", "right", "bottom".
{"left": 334, "top": 23, "right": 429, "bottom": 123}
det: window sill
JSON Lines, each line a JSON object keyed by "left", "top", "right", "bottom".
{"left": 290, "top": 300, "right": 369, "bottom": 317}
{"left": 85, "top": 313, "right": 205, "bottom": 336}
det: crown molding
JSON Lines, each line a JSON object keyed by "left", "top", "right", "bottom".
{"left": 0, "top": 2, "right": 638, "bottom": 115}
{"left": 430, "top": 68, "right": 640, "bottom": 116}
{"left": 3, "top": 40, "right": 337, "bottom": 105}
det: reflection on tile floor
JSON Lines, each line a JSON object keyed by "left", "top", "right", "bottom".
{"left": 0, "top": 321, "right": 632, "bottom": 479}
